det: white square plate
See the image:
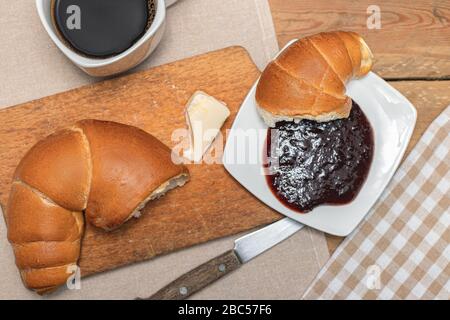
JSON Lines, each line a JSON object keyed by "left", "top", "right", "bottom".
{"left": 223, "top": 40, "right": 417, "bottom": 236}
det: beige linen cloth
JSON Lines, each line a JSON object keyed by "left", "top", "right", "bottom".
{"left": 0, "top": 0, "right": 330, "bottom": 299}
{"left": 304, "top": 106, "right": 450, "bottom": 300}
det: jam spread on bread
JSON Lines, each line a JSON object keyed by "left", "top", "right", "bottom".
{"left": 264, "top": 101, "right": 374, "bottom": 212}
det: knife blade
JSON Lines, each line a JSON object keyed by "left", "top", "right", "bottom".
{"left": 139, "top": 218, "right": 304, "bottom": 300}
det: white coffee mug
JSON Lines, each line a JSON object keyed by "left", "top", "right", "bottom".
{"left": 36, "top": 0, "right": 177, "bottom": 77}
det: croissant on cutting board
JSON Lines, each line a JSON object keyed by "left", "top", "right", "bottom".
{"left": 5, "top": 120, "right": 189, "bottom": 294}
{"left": 256, "top": 31, "right": 374, "bottom": 127}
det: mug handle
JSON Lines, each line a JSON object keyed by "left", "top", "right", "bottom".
{"left": 165, "top": 0, "right": 178, "bottom": 8}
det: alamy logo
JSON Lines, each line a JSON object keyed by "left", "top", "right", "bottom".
{"left": 367, "top": 5, "right": 382, "bottom": 29}
{"left": 66, "top": 5, "right": 81, "bottom": 30}
{"left": 66, "top": 265, "right": 81, "bottom": 290}
{"left": 366, "top": 264, "right": 381, "bottom": 290}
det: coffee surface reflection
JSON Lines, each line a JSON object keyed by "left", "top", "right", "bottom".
{"left": 52, "top": 0, "right": 156, "bottom": 57}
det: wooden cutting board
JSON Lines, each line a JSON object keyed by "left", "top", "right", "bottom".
{"left": 0, "top": 46, "right": 282, "bottom": 276}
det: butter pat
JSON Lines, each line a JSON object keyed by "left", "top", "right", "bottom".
{"left": 184, "top": 91, "right": 230, "bottom": 162}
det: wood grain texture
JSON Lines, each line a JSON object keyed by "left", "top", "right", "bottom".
{"left": 269, "top": 0, "right": 450, "bottom": 78}
{"left": 0, "top": 46, "right": 282, "bottom": 276}
{"left": 145, "top": 250, "right": 241, "bottom": 300}
{"left": 390, "top": 81, "right": 450, "bottom": 155}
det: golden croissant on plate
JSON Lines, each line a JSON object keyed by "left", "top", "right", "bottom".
{"left": 256, "top": 31, "right": 374, "bottom": 126}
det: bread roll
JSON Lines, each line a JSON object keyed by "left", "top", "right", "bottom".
{"left": 256, "top": 31, "right": 373, "bottom": 127}
{"left": 6, "top": 120, "right": 189, "bottom": 294}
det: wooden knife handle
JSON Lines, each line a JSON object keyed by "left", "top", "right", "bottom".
{"left": 139, "top": 250, "right": 241, "bottom": 300}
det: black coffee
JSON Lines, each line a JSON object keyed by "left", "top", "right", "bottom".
{"left": 52, "top": 0, "right": 156, "bottom": 58}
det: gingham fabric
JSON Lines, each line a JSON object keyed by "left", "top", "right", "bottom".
{"left": 303, "top": 106, "right": 450, "bottom": 300}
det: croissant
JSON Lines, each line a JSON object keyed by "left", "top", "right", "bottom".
{"left": 256, "top": 31, "right": 374, "bottom": 126}
{"left": 5, "top": 120, "right": 189, "bottom": 294}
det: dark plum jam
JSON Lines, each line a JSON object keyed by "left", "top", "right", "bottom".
{"left": 264, "top": 101, "right": 374, "bottom": 213}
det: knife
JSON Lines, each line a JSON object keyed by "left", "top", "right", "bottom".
{"left": 138, "top": 218, "right": 304, "bottom": 300}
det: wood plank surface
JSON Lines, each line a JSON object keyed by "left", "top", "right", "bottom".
{"left": 0, "top": 47, "right": 284, "bottom": 276}
{"left": 392, "top": 81, "right": 450, "bottom": 155}
{"left": 269, "top": 0, "right": 450, "bottom": 79}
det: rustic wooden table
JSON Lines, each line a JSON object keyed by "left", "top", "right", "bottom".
{"left": 268, "top": 0, "right": 450, "bottom": 254}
